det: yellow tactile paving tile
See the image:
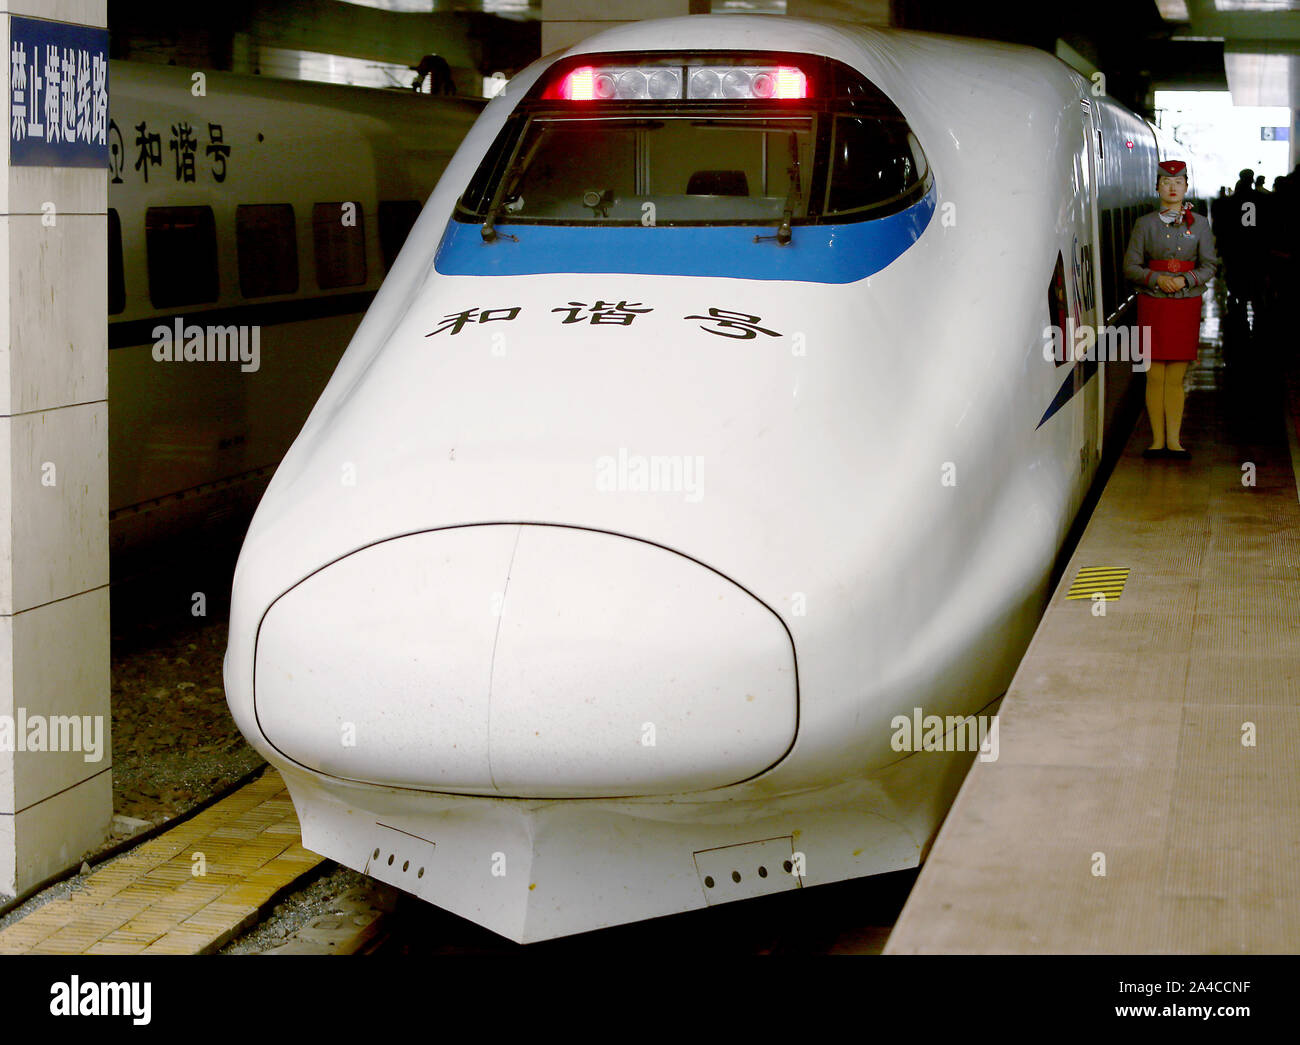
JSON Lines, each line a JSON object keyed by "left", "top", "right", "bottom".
{"left": 1064, "top": 565, "right": 1131, "bottom": 601}
{"left": 0, "top": 769, "right": 322, "bottom": 955}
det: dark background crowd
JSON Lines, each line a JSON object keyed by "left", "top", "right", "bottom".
{"left": 1209, "top": 163, "right": 1300, "bottom": 345}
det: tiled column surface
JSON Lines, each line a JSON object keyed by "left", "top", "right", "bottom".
{"left": 0, "top": 0, "right": 111, "bottom": 898}
{"left": 541, "top": 0, "right": 707, "bottom": 54}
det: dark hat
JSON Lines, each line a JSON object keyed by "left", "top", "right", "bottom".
{"left": 1158, "top": 159, "right": 1188, "bottom": 178}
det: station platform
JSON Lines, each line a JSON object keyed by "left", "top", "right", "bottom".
{"left": 886, "top": 311, "right": 1300, "bottom": 953}
{"left": 0, "top": 770, "right": 321, "bottom": 954}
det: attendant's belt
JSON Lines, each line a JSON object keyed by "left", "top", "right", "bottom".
{"left": 1148, "top": 259, "right": 1194, "bottom": 273}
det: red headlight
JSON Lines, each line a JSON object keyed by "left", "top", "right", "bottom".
{"left": 773, "top": 66, "right": 808, "bottom": 99}
{"left": 560, "top": 66, "right": 596, "bottom": 100}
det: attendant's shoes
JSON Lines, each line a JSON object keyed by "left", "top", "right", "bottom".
{"left": 1165, "top": 448, "right": 1191, "bottom": 460}
{"left": 1142, "top": 448, "right": 1167, "bottom": 459}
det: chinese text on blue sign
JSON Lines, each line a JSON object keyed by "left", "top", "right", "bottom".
{"left": 9, "top": 16, "right": 109, "bottom": 168}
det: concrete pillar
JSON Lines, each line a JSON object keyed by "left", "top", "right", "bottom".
{"left": 541, "top": 0, "right": 708, "bottom": 55}
{"left": 786, "top": 0, "right": 891, "bottom": 24}
{"left": 1, "top": 0, "right": 111, "bottom": 899}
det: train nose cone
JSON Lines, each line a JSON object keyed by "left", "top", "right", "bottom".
{"left": 253, "top": 525, "right": 797, "bottom": 797}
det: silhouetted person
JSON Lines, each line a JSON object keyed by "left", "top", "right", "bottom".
{"left": 1210, "top": 186, "right": 1232, "bottom": 311}
{"left": 1223, "top": 169, "right": 1266, "bottom": 327}
{"left": 1210, "top": 185, "right": 1230, "bottom": 231}
{"left": 1261, "top": 172, "right": 1298, "bottom": 326}
{"left": 412, "top": 54, "right": 455, "bottom": 95}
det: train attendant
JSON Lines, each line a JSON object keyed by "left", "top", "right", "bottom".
{"left": 1123, "top": 159, "right": 1218, "bottom": 459}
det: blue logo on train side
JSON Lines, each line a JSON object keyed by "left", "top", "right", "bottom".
{"left": 1038, "top": 235, "right": 1100, "bottom": 428}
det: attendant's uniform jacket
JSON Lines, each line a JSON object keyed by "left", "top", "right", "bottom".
{"left": 1123, "top": 208, "right": 1218, "bottom": 298}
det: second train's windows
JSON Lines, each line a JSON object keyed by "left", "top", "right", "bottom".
{"left": 145, "top": 205, "right": 218, "bottom": 308}
{"left": 313, "top": 202, "right": 367, "bottom": 289}
{"left": 237, "top": 204, "right": 298, "bottom": 298}
{"left": 108, "top": 207, "right": 125, "bottom": 315}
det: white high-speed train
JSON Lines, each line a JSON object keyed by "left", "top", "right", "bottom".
{"left": 224, "top": 15, "right": 1178, "bottom": 943}
{"left": 107, "top": 63, "right": 481, "bottom": 555}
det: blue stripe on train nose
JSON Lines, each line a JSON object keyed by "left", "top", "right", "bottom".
{"left": 434, "top": 187, "right": 936, "bottom": 285}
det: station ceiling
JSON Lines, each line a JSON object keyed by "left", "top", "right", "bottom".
{"left": 1178, "top": 0, "right": 1300, "bottom": 107}
{"left": 110, "top": 1, "right": 1299, "bottom": 112}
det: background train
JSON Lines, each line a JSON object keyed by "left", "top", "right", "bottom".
{"left": 224, "top": 14, "right": 1189, "bottom": 943}
{"left": 107, "top": 62, "right": 482, "bottom": 560}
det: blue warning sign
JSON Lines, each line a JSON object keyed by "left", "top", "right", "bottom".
{"left": 8, "top": 16, "right": 109, "bottom": 168}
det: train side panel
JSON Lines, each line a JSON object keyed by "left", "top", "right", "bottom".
{"left": 107, "top": 63, "right": 481, "bottom": 553}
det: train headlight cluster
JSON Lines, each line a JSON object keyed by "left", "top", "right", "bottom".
{"left": 688, "top": 66, "right": 807, "bottom": 100}
{"left": 556, "top": 64, "right": 807, "bottom": 101}
{"left": 563, "top": 66, "right": 684, "bottom": 100}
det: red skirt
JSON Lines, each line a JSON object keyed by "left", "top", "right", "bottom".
{"left": 1137, "top": 294, "right": 1201, "bottom": 362}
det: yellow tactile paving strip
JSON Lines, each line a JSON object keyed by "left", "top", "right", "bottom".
{"left": 0, "top": 769, "right": 321, "bottom": 955}
{"left": 1065, "top": 565, "right": 1131, "bottom": 601}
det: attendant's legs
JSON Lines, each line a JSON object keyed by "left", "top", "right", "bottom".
{"left": 1145, "top": 362, "right": 1167, "bottom": 450}
{"left": 1164, "top": 361, "right": 1189, "bottom": 451}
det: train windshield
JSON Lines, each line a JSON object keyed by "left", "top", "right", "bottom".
{"left": 486, "top": 115, "right": 814, "bottom": 224}
{"left": 456, "top": 53, "right": 931, "bottom": 231}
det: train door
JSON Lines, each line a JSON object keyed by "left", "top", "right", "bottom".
{"left": 1071, "top": 99, "right": 1103, "bottom": 480}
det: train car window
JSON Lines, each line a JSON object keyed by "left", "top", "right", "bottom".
{"left": 1101, "top": 208, "right": 1115, "bottom": 318}
{"left": 108, "top": 208, "right": 125, "bottom": 315}
{"left": 312, "top": 202, "right": 367, "bottom": 289}
{"left": 1118, "top": 207, "right": 1129, "bottom": 285}
{"left": 378, "top": 200, "right": 422, "bottom": 271}
{"left": 1118, "top": 210, "right": 1128, "bottom": 308}
{"left": 1119, "top": 207, "right": 1133, "bottom": 307}
{"left": 145, "top": 206, "right": 218, "bottom": 307}
{"left": 461, "top": 120, "right": 518, "bottom": 215}
{"left": 237, "top": 204, "right": 298, "bottom": 298}
{"left": 823, "top": 117, "right": 928, "bottom": 217}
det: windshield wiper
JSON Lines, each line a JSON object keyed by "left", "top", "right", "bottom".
{"left": 482, "top": 131, "right": 548, "bottom": 242}
{"left": 481, "top": 196, "right": 518, "bottom": 243}
{"left": 481, "top": 179, "right": 520, "bottom": 243}
{"left": 755, "top": 132, "right": 801, "bottom": 246}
